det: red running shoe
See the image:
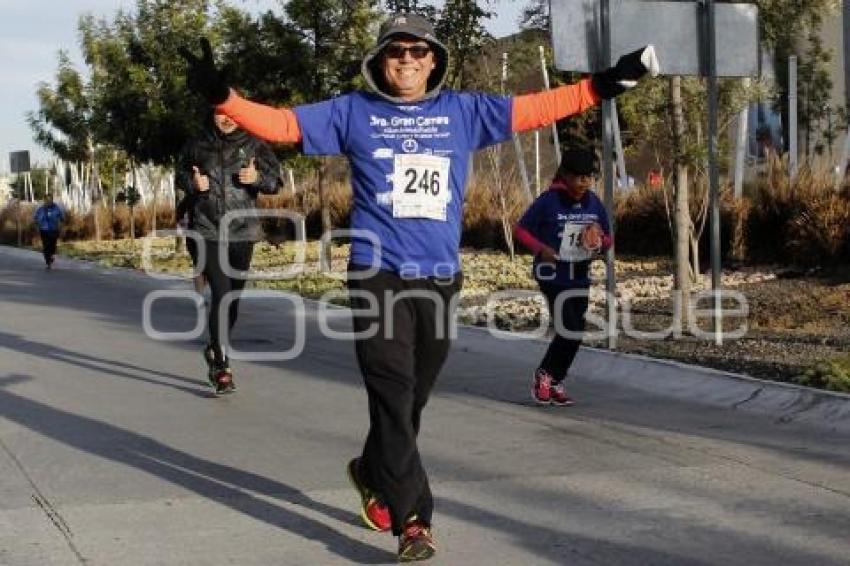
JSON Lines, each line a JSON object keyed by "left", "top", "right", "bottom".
{"left": 531, "top": 368, "right": 553, "bottom": 404}
{"left": 346, "top": 458, "right": 391, "bottom": 532}
{"left": 550, "top": 380, "right": 575, "bottom": 406}
{"left": 204, "top": 345, "right": 235, "bottom": 395}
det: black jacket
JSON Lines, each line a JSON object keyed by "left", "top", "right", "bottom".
{"left": 176, "top": 126, "right": 281, "bottom": 241}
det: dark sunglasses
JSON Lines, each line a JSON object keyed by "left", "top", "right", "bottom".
{"left": 383, "top": 44, "right": 432, "bottom": 59}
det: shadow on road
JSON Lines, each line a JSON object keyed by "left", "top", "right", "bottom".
{"left": 0, "top": 374, "right": 393, "bottom": 564}
{"left": 0, "top": 330, "right": 212, "bottom": 398}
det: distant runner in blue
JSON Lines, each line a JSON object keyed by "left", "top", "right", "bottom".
{"left": 182, "top": 12, "right": 658, "bottom": 561}
{"left": 33, "top": 193, "right": 64, "bottom": 269}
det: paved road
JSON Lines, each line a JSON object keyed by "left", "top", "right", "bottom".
{"left": 1, "top": 246, "right": 849, "bottom": 566}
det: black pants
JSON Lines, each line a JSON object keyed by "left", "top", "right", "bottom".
{"left": 347, "top": 267, "right": 462, "bottom": 535}
{"left": 538, "top": 281, "right": 590, "bottom": 382}
{"left": 186, "top": 236, "right": 199, "bottom": 268}
{"left": 202, "top": 240, "right": 254, "bottom": 364}
{"left": 40, "top": 230, "right": 59, "bottom": 265}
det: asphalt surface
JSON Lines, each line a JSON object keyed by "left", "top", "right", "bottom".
{"left": 1, "top": 245, "right": 849, "bottom": 566}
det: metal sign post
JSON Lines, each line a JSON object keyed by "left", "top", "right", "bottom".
{"left": 702, "top": 0, "right": 723, "bottom": 346}
{"left": 611, "top": 100, "right": 628, "bottom": 190}
{"left": 789, "top": 56, "right": 798, "bottom": 181}
{"left": 601, "top": 0, "right": 618, "bottom": 349}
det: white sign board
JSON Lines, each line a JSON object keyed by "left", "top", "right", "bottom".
{"left": 551, "top": 0, "right": 759, "bottom": 77}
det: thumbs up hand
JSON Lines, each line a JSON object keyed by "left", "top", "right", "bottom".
{"left": 192, "top": 166, "right": 210, "bottom": 192}
{"left": 238, "top": 156, "right": 258, "bottom": 185}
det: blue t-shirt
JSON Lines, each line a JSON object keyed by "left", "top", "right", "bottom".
{"left": 294, "top": 90, "right": 512, "bottom": 277}
{"left": 517, "top": 188, "right": 610, "bottom": 287}
{"left": 34, "top": 203, "right": 64, "bottom": 232}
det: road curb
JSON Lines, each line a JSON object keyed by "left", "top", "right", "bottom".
{"left": 570, "top": 346, "right": 850, "bottom": 432}
{"left": 7, "top": 244, "right": 850, "bottom": 431}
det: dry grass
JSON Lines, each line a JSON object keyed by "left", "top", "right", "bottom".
{"left": 747, "top": 168, "right": 850, "bottom": 266}
{"left": 6, "top": 163, "right": 849, "bottom": 267}
{"left": 0, "top": 202, "right": 38, "bottom": 245}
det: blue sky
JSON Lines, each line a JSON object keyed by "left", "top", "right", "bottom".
{"left": 0, "top": 0, "right": 526, "bottom": 172}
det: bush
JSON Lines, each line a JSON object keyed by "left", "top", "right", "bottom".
{"left": 0, "top": 202, "right": 38, "bottom": 245}
{"left": 747, "top": 170, "right": 850, "bottom": 266}
{"left": 462, "top": 176, "right": 526, "bottom": 251}
{"left": 795, "top": 356, "right": 850, "bottom": 393}
{"left": 614, "top": 185, "right": 673, "bottom": 256}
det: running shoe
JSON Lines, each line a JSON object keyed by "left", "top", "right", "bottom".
{"left": 204, "top": 345, "right": 235, "bottom": 395}
{"left": 531, "top": 368, "right": 553, "bottom": 404}
{"left": 550, "top": 380, "right": 575, "bottom": 406}
{"left": 211, "top": 367, "right": 235, "bottom": 395}
{"left": 398, "top": 516, "right": 436, "bottom": 562}
{"left": 346, "top": 458, "right": 391, "bottom": 532}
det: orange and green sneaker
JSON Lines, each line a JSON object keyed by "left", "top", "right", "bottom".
{"left": 398, "top": 516, "right": 436, "bottom": 562}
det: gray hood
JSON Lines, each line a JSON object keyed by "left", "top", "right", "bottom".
{"left": 361, "top": 13, "right": 449, "bottom": 103}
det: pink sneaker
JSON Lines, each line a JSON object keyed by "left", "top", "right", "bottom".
{"left": 550, "top": 381, "right": 575, "bottom": 406}
{"left": 531, "top": 369, "right": 553, "bottom": 404}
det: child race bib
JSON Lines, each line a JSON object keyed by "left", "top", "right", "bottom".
{"left": 558, "top": 223, "right": 593, "bottom": 262}
{"left": 392, "top": 153, "right": 451, "bottom": 221}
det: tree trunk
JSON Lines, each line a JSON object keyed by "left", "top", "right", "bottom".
{"left": 317, "top": 158, "right": 332, "bottom": 272}
{"left": 131, "top": 163, "right": 137, "bottom": 244}
{"left": 130, "top": 206, "right": 136, "bottom": 243}
{"left": 93, "top": 176, "right": 101, "bottom": 242}
{"left": 670, "top": 76, "right": 692, "bottom": 333}
{"left": 88, "top": 137, "right": 101, "bottom": 242}
{"left": 151, "top": 169, "right": 158, "bottom": 236}
{"left": 498, "top": 191, "right": 515, "bottom": 260}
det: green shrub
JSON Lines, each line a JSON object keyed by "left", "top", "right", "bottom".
{"left": 795, "top": 356, "right": 850, "bottom": 393}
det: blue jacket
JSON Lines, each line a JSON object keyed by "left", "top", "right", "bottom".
{"left": 34, "top": 203, "right": 64, "bottom": 232}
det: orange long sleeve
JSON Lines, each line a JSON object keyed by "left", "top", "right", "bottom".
{"left": 511, "top": 78, "right": 600, "bottom": 133}
{"left": 216, "top": 90, "right": 302, "bottom": 144}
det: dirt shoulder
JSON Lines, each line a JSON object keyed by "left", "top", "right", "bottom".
{"left": 593, "top": 272, "right": 850, "bottom": 384}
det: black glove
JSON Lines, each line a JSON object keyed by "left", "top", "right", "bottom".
{"left": 591, "top": 45, "right": 659, "bottom": 99}
{"left": 178, "top": 38, "right": 230, "bottom": 105}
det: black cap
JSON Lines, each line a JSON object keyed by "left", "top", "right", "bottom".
{"left": 556, "top": 148, "right": 600, "bottom": 179}
{"left": 376, "top": 13, "right": 440, "bottom": 45}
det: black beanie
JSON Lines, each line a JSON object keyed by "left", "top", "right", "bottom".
{"left": 555, "top": 148, "right": 600, "bottom": 179}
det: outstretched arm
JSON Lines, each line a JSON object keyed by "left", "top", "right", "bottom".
{"left": 511, "top": 45, "right": 659, "bottom": 133}
{"left": 511, "top": 79, "right": 599, "bottom": 133}
{"left": 217, "top": 91, "right": 302, "bottom": 144}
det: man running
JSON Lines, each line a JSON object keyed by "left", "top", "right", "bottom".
{"left": 175, "top": 110, "right": 281, "bottom": 394}
{"left": 33, "top": 193, "right": 64, "bottom": 269}
{"left": 182, "top": 13, "right": 657, "bottom": 561}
